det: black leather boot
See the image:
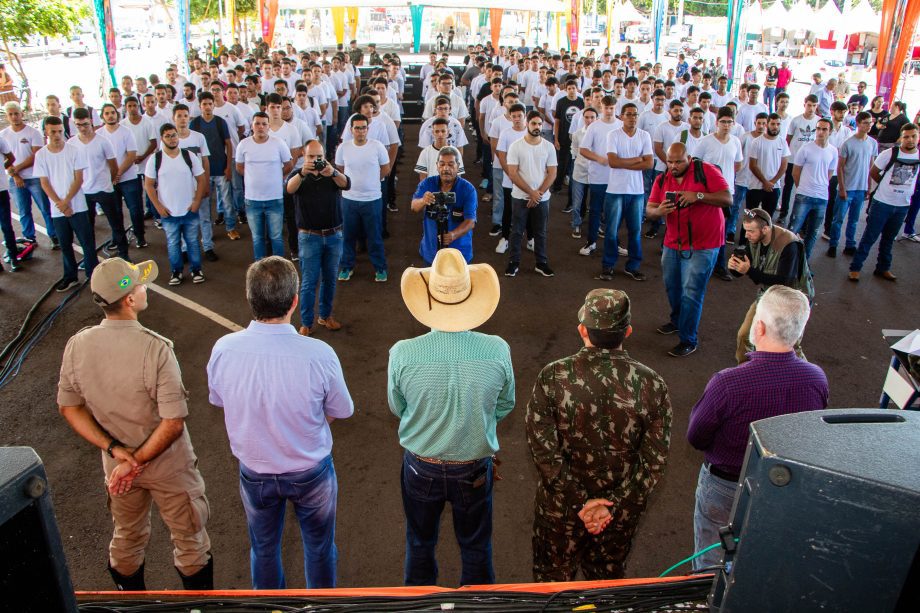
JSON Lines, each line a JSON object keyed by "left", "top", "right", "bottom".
{"left": 177, "top": 553, "right": 213, "bottom": 590}
{"left": 108, "top": 563, "right": 146, "bottom": 591}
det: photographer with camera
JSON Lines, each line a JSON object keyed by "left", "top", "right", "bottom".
{"left": 728, "top": 208, "right": 813, "bottom": 364}
{"left": 646, "top": 142, "right": 732, "bottom": 357}
{"left": 286, "top": 140, "right": 351, "bottom": 335}
{"left": 410, "top": 146, "right": 477, "bottom": 265}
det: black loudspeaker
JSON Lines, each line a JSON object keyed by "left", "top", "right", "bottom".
{"left": 0, "top": 447, "right": 76, "bottom": 612}
{"left": 710, "top": 409, "right": 920, "bottom": 613}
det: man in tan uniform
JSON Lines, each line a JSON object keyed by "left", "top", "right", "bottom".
{"left": 57, "top": 257, "right": 213, "bottom": 591}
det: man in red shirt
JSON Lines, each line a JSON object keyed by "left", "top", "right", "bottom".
{"left": 646, "top": 142, "right": 733, "bottom": 356}
{"left": 776, "top": 62, "right": 792, "bottom": 94}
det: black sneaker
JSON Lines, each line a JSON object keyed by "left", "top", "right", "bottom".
{"left": 191, "top": 270, "right": 205, "bottom": 284}
{"left": 169, "top": 272, "right": 183, "bottom": 286}
{"left": 657, "top": 322, "right": 678, "bottom": 335}
{"left": 535, "top": 262, "right": 555, "bottom": 277}
{"left": 215, "top": 213, "right": 225, "bottom": 225}
{"left": 598, "top": 227, "right": 606, "bottom": 238}
{"left": 238, "top": 213, "right": 248, "bottom": 225}
{"left": 51, "top": 237, "right": 60, "bottom": 251}
{"left": 136, "top": 239, "right": 149, "bottom": 249}
{"left": 103, "top": 242, "right": 118, "bottom": 256}
{"left": 571, "top": 227, "right": 582, "bottom": 239}
{"left": 644, "top": 228, "right": 658, "bottom": 239}
{"left": 143, "top": 212, "right": 154, "bottom": 220}
{"left": 668, "top": 342, "right": 698, "bottom": 357}
{"left": 843, "top": 246, "right": 856, "bottom": 256}
{"left": 712, "top": 268, "right": 733, "bottom": 282}
{"left": 154, "top": 219, "right": 163, "bottom": 230}
{"left": 504, "top": 262, "right": 519, "bottom": 277}
{"left": 597, "top": 268, "right": 615, "bottom": 281}
{"left": 562, "top": 204, "right": 573, "bottom": 213}
{"left": 826, "top": 246, "right": 837, "bottom": 258}
{"left": 726, "top": 232, "right": 735, "bottom": 244}
{"left": 489, "top": 224, "right": 501, "bottom": 236}
{"left": 624, "top": 269, "right": 646, "bottom": 281}
{"left": 204, "top": 249, "right": 219, "bottom": 262}
{"left": 387, "top": 203, "right": 399, "bottom": 212}
{"left": 55, "top": 279, "right": 80, "bottom": 292}
{"left": 16, "top": 237, "right": 36, "bottom": 245}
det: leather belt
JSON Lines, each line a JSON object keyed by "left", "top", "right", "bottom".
{"left": 706, "top": 463, "right": 740, "bottom": 483}
{"left": 299, "top": 225, "right": 342, "bottom": 237}
{"left": 413, "top": 453, "right": 477, "bottom": 465}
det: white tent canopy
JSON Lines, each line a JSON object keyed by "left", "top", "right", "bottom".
{"left": 614, "top": 0, "right": 647, "bottom": 24}
{"left": 760, "top": 1, "right": 788, "bottom": 31}
{"left": 744, "top": 0, "right": 764, "bottom": 32}
{"left": 277, "top": 0, "right": 567, "bottom": 10}
{"left": 786, "top": 0, "right": 815, "bottom": 25}
{"left": 840, "top": 0, "right": 880, "bottom": 35}
{"left": 813, "top": 0, "right": 844, "bottom": 38}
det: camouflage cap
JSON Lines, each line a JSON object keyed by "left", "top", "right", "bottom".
{"left": 578, "top": 288, "right": 631, "bottom": 331}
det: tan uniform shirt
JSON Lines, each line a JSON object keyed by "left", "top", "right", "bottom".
{"left": 57, "top": 319, "right": 196, "bottom": 481}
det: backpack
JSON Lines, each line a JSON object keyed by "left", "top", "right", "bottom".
{"left": 152, "top": 149, "right": 194, "bottom": 189}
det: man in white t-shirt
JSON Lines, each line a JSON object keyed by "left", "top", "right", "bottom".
{"left": 601, "top": 102, "right": 654, "bottom": 282}
{"left": 145, "top": 122, "right": 208, "bottom": 285}
{"left": 647, "top": 100, "right": 689, "bottom": 238}
{"left": 780, "top": 94, "right": 820, "bottom": 224}
{"left": 747, "top": 112, "right": 791, "bottom": 219}
{"left": 823, "top": 100, "right": 855, "bottom": 238}
{"left": 638, "top": 90, "right": 669, "bottom": 206}
{"left": 334, "top": 114, "right": 391, "bottom": 283}
{"left": 505, "top": 111, "right": 558, "bottom": 278}
{"left": 235, "top": 112, "right": 294, "bottom": 261}
{"left": 569, "top": 107, "right": 597, "bottom": 239}
{"left": 790, "top": 117, "right": 838, "bottom": 261}
{"left": 736, "top": 85, "right": 768, "bottom": 132}
{"left": 33, "top": 116, "right": 97, "bottom": 290}
{"left": 578, "top": 95, "right": 623, "bottom": 255}
{"left": 0, "top": 135, "right": 21, "bottom": 268}
{"left": 415, "top": 118, "right": 465, "bottom": 180}
{"left": 419, "top": 96, "right": 469, "bottom": 151}
{"left": 69, "top": 107, "right": 129, "bottom": 260}
{"left": 494, "top": 103, "right": 528, "bottom": 253}
{"left": 422, "top": 74, "right": 470, "bottom": 121}
{"left": 849, "top": 122, "right": 919, "bottom": 282}
{"left": 99, "top": 103, "right": 146, "bottom": 249}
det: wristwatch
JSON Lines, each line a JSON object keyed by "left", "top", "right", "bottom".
{"left": 696, "top": 192, "right": 704, "bottom": 201}
{"left": 331, "top": 169, "right": 338, "bottom": 178}
{"left": 299, "top": 169, "right": 308, "bottom": 178}
{"left": 106, "top": 439, "right": 123, "bottom": 458}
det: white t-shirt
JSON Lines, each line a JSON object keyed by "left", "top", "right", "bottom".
{"left": 233, "top": 102, "right": 256, "bottom": 136}
{"left": 496, "top": 126, "right": 527, "bottom": 188}
{"left": 736, "top": 102, "right": 768, "bottom": 132}
{"left": 710, "top": 91, "right": 732, "bottom": 108}
{"left": 419, "top": 117, "right": 469, "bottom": 149}
{"left": 268, "top": 122, "right": 301, "bottom": 154}
{"left": 99, "top": 125, "right": 138, "bottom": 183}
{"left": 606, "top": 128, "right": 653, "bottom": 195}
{"left": 507, "top": 137, "right": 558, "bottom": 201}
{"left": 0, "top": 125, "right": 44, "bottom": 180}
{"left": 334, "top": 139, "right": 389, "bottom": 201}
{"left": 787, "top": 114, "right": 819, "bottom": 157}
{"left": 695, "top": 134, "right": 744, "bottom": 194}
{"left": 120, "top": 116, "right": 158, "bottom": 171}
{"left": 747, "top": 134, "right": 791, "bottom": 190}
{"left": 638, "top": 109, "right": 668, "bottom": 138}
{"left": 652, "top": 120, "right": 689, "bottom": 171}
{"left": 571, "top": 127, "right": 590, "bottom": 184}
{"left": 581, "top": 119, "right": 623, "bottom": 184}
{"left": 480, "top": 96, "right": 501, "bottom": 136}
{"left": 143, "top": 112, "right": 170, "bottom": 140}
{"left": 872, "top": 148, "right": 920, "bottom": 207}
{"left": 414, "top": 145, "right": 465, "bottom": 177}
{"left": 32, "top": 143, "right": 89, "bottom": 217}
{"left": 235, "top": 136, "right": 292, "bottom": 201}
{"left": 213, "top": 103, "right": 246, "bottom": 146}
{"left": 793, "top": 142, "right": 838, "bottom": 199}
{"left": 488, "top": 113, "right": 513, "bottom": 142}
{"left": 68, "top": 135, "right": 115, "bottom": 194}
{"left": 827, "top": 124, "right": 854, "bottom": 175}
{"left": 0, "top": 138, "right": 11, "bottom": 191}
{"left": 681, "top": 130, "right": 707, "bottom": 158}
{"left": 144, "top": 150, "right": 205, "bottom": 216}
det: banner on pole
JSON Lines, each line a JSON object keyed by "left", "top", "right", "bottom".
{"left": 651, "top": 0, "right": 666, "bottom": 62}
{"left": 93, "top": 0, "right": 116, "bottom": 88}
{"left": 346, "top": 7, "right": 359, "bottom": 41}
{"left": 490, "top": 8, "right": 503, "bottom": 49}
{"left": 410, "top": 4, "right": 425, "bottom": 53}
{"left": 227, "top": 0, "right": 236, "bottom": 39}
{"left": 567, "top": 0, "right": 579, "bottom": 52}
{"left": 877, "top": 0, "right": 920, "bottom": 105}
{"left": 260, "top": 0, "right": 279, "bottom": 46}
{"left": 178, "top": 0, "right": 190, "bottom": 74}
{"left": 725, "top": 0, "right": 747, "bottom": 90}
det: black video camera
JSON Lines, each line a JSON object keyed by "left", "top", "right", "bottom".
{"left": 313, "top": 158, "right": 327, "bottom": 171}
{"left": 426, "top": 192, "right": 456, "bottom": 250}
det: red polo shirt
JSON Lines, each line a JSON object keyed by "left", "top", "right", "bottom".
{"left": 777, "top": 67, "right": 792, "bottom": 89}
{"left": 649, "top": 161, "right": 729, "bottom": 251}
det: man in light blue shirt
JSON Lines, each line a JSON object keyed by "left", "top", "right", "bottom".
{"left": 388, "top": 248, "right": 513, "bottom": 587}
{"left": 207, "top": 256, "right": 353, "bottom": 589}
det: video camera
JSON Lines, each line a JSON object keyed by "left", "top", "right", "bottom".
{"left": 426, "top": 192, "right": 456, "bottom": 250}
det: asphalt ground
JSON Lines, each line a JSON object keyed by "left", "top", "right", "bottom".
{"left": 0, "top": 124, "right": 917, "bottom": 591}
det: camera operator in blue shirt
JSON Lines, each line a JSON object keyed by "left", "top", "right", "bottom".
{"left": 410, "top": 146, "right": 478, "bottom": 264}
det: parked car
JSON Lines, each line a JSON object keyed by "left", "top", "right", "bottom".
{"left": 118, "top": 33, "right": 142, "bottom": 50}
{"left": 664, "top": 39, "right": 681, "bottom": 57}
{"left": 626, "top": 25, "right": 650, "bottom": 43}
{"left": 793, "top": 55, "right": 851, "bottom": 84}
{"left": 62, "top": 34, "right": 95, "bottom": 57}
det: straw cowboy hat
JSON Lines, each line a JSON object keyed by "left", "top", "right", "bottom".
{"left": 400, "top": 248, "right": 500, "bottom": 332}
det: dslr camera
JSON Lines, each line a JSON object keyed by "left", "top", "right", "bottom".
{"left": 313, "top": 158, "right": 327, "bottom": 171}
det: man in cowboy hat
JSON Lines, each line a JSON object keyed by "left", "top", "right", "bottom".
{"left": 525, "top": 288, "right": 672, "bottom": 581}
{"left": 388, "top": 248, "right": 514, "bottom": 586}
{"left": 57, "top": 257, "right": 213, "bottom": 590}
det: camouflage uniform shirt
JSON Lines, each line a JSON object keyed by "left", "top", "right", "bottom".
{"left": 526, "top": 347, "right": 672, "bottom": 512}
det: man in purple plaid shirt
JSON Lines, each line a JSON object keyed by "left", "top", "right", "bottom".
{"left": 687, "top": 285, "right": 828, "bottom": 570}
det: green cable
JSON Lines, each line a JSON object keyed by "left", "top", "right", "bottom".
{"left": 658, "top": 542, "right": 723, "bottom": 577}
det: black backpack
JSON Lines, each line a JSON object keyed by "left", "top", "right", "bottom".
{"left": 152, "top": 149, "right": 194, "bottom": 189}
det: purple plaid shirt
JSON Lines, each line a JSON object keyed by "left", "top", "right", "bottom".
{"left": 687, "top": 351, "right": 829, "bottom": 475}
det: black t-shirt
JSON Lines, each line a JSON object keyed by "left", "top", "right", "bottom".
{"left": 555, "top": 96, "right": 585, "bottom": 141}
{"left": 878, "top": 113, "right": 908, "bottom": 145}
{"left": 287, "top": 170, "right": 350, "bottom": 231}
{"left": 847, "top": 93, "right": 869, "bottom": 109}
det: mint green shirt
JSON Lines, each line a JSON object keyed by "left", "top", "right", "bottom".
{"left": 388, "top": 330, "right": 515, "bottom": 461}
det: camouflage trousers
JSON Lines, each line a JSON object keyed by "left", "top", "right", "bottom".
{"left": 531, "top": 480, "right": 641, "bottom": 582}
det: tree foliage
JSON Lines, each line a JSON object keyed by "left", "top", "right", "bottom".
{"left": 190, "top": 0, "right": 257, "bottom": 24}
{"left": 0, "top": 0, "right": 88, "bottom": 45}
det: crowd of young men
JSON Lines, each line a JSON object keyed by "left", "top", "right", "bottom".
{"left": 0, "top": 34, "right": 912, "bottom": 590}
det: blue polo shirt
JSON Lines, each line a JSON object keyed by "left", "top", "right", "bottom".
{"left": 413, "top": 176, "right": 477, "bottom": 264}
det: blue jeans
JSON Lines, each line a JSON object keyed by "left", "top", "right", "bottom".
{"left": 341, "top": 197, "right": 386, "bottom": 272}
{"left": 161, "top": 210, "right": 201, "bottom": 273}
{"left": 587, "top": 183, "right": 608, "bottom": 244}
{"left": 603, "top": 193, "right": 644, "bottom": 272}
{"left": 86, "top": 190, "right": 129, "bottom": 259}
{"left": 9, "top": 177, "right": 56, "bottom": 241}
{"left": 692, "top": 464, "right": 737, "bottom": 571}
{"left": 903, "top": 190, "right": 920, "bottom": 235}
{"left": 509, "top": 198, "right": 549, "bottom": 264}
{"left": 239, "top": 456, "right": 338, "bottom": 589}
{"left": 727, "top": 186, "right": 748, "bottom": 239}
{"left": 116, "top": 178, "right": 145, "bottom": 242}
{"left": 230, "top": 166, "right": 245, "bottom": 227}
{"left": 51, "top": 210, "right": 97, "bottom": 282}
{"left": 829, "top": 190, "right": 866, "bottom": 249}
{"left": 661, "top": 246, "right": 719, "bottom": 346}
{"left": 763, "top": 87, "right": 777, "bottom": 113}
{"left": 209, "top": 176, "right": 233, "bottom": 234}
{"left": 571, "top": 180, "right": 587, "bottom": 228}
{"left": 850, "top": 200, "right": 910, "bottom": 273}
{"left": 298, "top": 230, "right": 343, "bottom": 325}
{"left": 401, "top": 451, "right": 494, "bottom": 586}
{"left": 0, "top": 190, "right": 19, "bottom": 261}
{"left": 246, "top": 198, "right": 285, "bottom": 260}
{"left": 491, "top": 167, "right": 504, "bottom": 226}
{"left": 481, "top": 139, "right": 493, "bottom": 190}
{"left": 790, "top": 194, "right": 828, "bottom": 261}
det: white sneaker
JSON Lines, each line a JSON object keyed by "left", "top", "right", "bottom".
{"left": 495, "top": 237, "right": 509, "bottom": 254}
{"left": 579, "top": 242, "right": 596, "bottom": 256}
{"left": 821, "top": 232, "right": 831, "bottom": 240}
{"left": 527, "top": 238, "right": 535, "bottom": 252}
{"left": 618, "top": 246, "right": 628, "bottom": 256}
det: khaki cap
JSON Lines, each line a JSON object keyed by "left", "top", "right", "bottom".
{"left": 90, "top": 258, "right": 158, "bottom": 306}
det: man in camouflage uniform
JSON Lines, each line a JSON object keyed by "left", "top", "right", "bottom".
{"left": 367, "top": 43, "right": 383, "bottom": 67}
{"left": 348, "top": 40, "right": 364, "bottom": 67}
{"left": 525, "top": 289, "right": 672, "bottom": 581}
